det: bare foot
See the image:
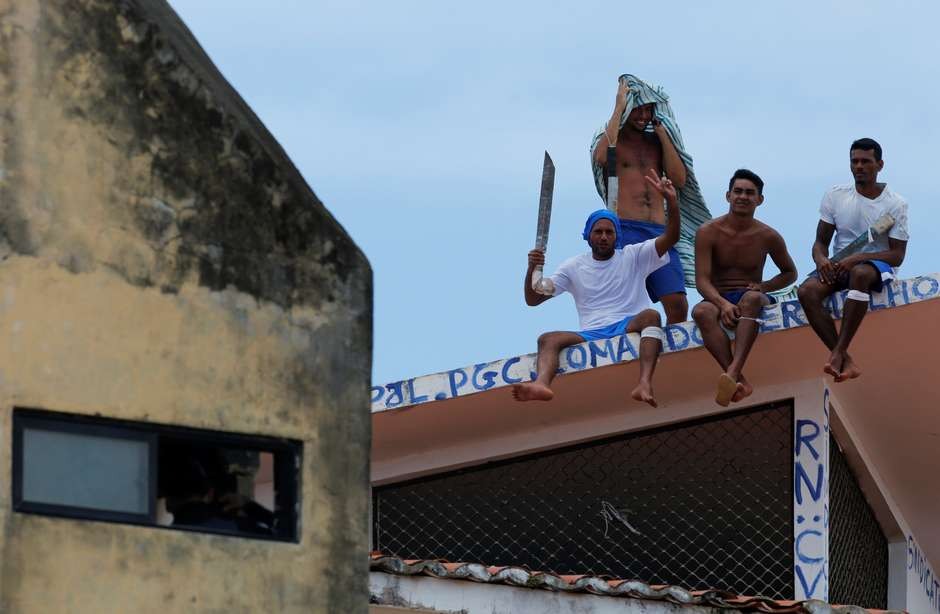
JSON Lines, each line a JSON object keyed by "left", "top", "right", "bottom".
{"left": 512, "top": 382, "right": 554, "bottom": 402}
{"left": 631, "top": 380, "right": 658, "bottom": 408}
{"left": 835, "top": 355, "right": 861, "bottom": 382}
{"left": 731, "top": 375, "right": 753, "bottom": 403}
{"left": 824, "top": 351, "right": 845, "bottom": 380}
{"left": 715, "top": 373, "right": 737, "bottom": 407}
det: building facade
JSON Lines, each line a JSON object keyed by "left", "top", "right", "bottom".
{"left": 0, "top": 1, "right": 372, "bottom": 612}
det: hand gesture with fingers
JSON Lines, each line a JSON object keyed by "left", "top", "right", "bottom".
{"left": 643, "top": 168, "right": 677, "bottom": 204}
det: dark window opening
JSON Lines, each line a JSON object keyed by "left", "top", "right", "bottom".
{"left": 12, "top": 408, "right": 301, "bottom": 542}
{"left": 829, "top": 433, "right": 888, "bottom": 608}
{"left": 157, "top": 440, "right": 279, "bottom": 537}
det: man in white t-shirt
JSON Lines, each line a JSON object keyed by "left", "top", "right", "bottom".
{"left": 797, "top": 138, "right": 910, "bottom": 382}
{"left": 514, "top": 170, "right": 679, "bottom": 407}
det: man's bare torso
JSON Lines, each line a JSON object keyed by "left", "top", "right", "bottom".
{"left": 615, "top": 131, "right": 665, "bottom": 224}
{"left": 703, "top": 216, "right": 777, "bottom": 292}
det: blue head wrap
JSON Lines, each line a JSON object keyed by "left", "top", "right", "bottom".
{"left": 582, "top": 209, "right": 620, "bottom": 245}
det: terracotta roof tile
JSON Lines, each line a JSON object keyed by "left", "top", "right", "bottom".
{"left": 369, "top": 553, "right": 901, "bottom": 613}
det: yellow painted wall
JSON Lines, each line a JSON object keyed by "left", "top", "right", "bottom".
{"left": 0, "top": 0, "right": 371, "bottom": 612}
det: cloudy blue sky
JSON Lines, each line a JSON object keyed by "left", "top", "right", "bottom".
{"left": 168, "top": 1, "right": 939, "bottom": 386}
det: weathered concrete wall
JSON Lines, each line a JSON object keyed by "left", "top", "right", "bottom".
{"left": 370, "top": 572, "right": 729, "bottom": 614}
{"left": 0, "top": 1, "right": 371, "bottom": 612}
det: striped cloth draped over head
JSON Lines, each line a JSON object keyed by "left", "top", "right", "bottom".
{"left": 590, "top": 74, "right": 712, "bottom": 288}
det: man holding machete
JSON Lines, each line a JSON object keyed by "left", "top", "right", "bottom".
{"left": 797, "top": 138, "right": 910, "bottom": 382}
{"left": 514, "top": 169, "right": 680, "bottom": 407}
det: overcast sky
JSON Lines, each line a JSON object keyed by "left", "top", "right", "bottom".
{"left": 168, "top": 1, "right": 940, "bottom": 386}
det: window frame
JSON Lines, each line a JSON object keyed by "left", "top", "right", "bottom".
{"left": 12, "top": 407, "right": 302, "bottom": 543}
{"left": 12, "top": 411, "right": 158, "bottom": 525}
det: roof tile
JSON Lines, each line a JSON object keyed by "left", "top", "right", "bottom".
{"left": 369, "top": 553, "right": 901, "bottom": 613}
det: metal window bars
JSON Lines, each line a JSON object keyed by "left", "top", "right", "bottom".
{"left": 828, "top": 434, "right": 888, "bottom": 609}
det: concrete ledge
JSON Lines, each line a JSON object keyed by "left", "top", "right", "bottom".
{"left": 372, "top": 274, "right": 940, "bottom": 412}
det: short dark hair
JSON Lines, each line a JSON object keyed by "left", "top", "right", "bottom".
{"left": 850, "top": 138, "right": 882, "bottom": 161}
{"left": 728, "top": 168, "right": 764, "bottom": 195}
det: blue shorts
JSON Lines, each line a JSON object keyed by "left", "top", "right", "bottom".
{"left": 720, "top": 289, "right": 777, "bottom": 305}
{"left": 617, "top": 219, "right": 686, "bottom": 302}
{"left": 576, "top": 314, "right": 636, "bottom": 341}
{"left": 807, "top": 259, "right": 894, "bottom": 292}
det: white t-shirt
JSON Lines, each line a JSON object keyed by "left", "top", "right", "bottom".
{"left": 820, "top": 184, "right": 910, "bottom": 254}
{"left": 549, "top": 238, "right": 670, "bottom": 330}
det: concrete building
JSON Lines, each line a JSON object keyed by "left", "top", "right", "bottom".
{"left": 0, "top": 1, "right": 371, "bottom": 612}
{"left": 371, "top": 275, "right": 940, "bottom": 613}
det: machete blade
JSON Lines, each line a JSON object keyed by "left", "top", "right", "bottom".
{"left": 535, "top": 151, "right": 555, "bottom": 250}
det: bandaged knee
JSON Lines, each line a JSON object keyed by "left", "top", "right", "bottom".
{"left": 846, "top": 290, "right": 870, "bottom": 303}
{"left": 641, "top": 326, "right": 665, "bottom": 343}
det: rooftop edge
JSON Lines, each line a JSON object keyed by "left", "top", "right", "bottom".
{"left": 372, "top": 273, "right": 940, "bottom": 412}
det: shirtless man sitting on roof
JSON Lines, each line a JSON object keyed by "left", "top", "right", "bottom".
{"left": 513, "top": 170, "right": 680, "bottom": 407}
{"left": 593, "top": 78, "right": 689, "bottom": 323}
{"left": 693, "top": 169, "right": 797, "bottom": 406}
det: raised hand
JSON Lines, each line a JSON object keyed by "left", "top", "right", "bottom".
{"left": 643, "top": 168, "right": 678, "bottom": 203}
{"left": 615, "top": 78, "right": 630, "bottom": 110}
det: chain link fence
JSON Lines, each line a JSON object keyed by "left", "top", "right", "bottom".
{"left": 828, "top": 433, "right": 888, "bottom": 609}
{"left": 374, "top": 402, "right": 794, "bottom": 598}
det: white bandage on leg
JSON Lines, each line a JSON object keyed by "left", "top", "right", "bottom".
{"left": 641, "top": 326, "right": 665, "bottom": 343}
{"left": 846, "top": 290, "right": 870, "bottom": 302}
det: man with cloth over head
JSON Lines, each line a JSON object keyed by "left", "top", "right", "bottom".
{"left": 693, "top": 169, "right": 797, "bottom": 406}
{"left": 514, "top": 169, "right": 679, "bottom": 408}
{"left": 797, "top": 138, "right": 909, "bottom": 382}
{"left": 591, "top": 75, "right": 712, "bottom": 324}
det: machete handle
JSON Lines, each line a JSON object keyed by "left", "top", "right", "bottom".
{"left": 531, "top": 265, "right": 554, "bottom": 296}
